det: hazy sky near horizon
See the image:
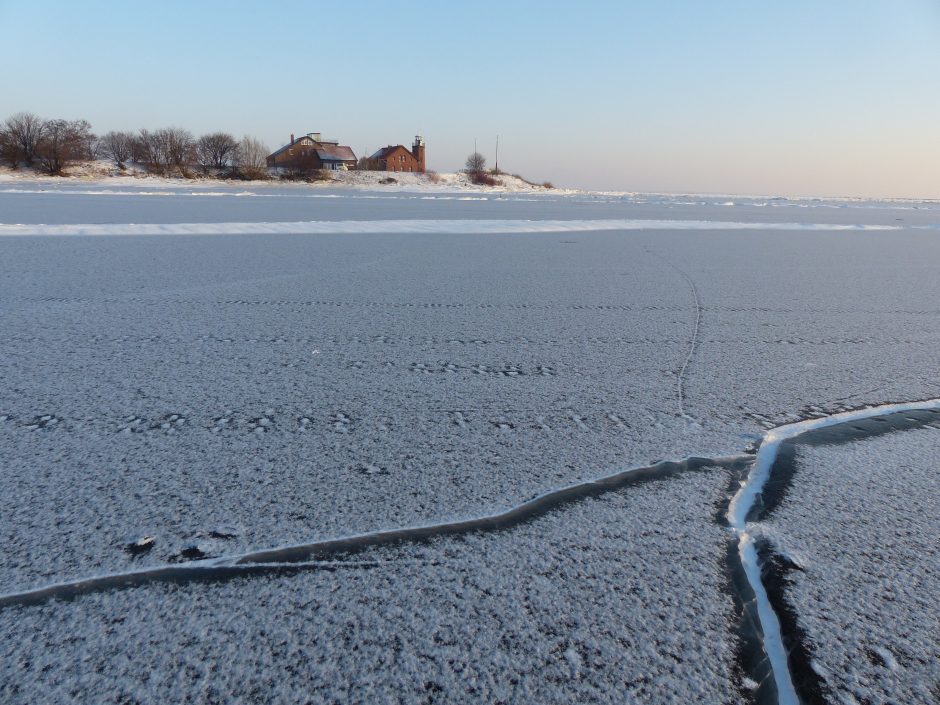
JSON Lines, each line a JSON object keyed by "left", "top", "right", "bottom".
{"left": 1, "top": 0, "right": 938, "bottom": 197}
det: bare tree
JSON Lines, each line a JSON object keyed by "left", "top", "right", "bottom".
{"left": 164, "top": 127, "right": 195, "bottom": 171}
{"left": 134, "top": 129, "right": 162, "bottom": 170}
{"left": 87, "top": 135, "right": 101, "bottom": 160}
{"left": 233, "top": 135, "right": 269, "bottom": 179}
{"left": 35, "top": 119, "right": 94, "bottom": 175}
{"left": 130, "top": 130, "right": 150, "bottom": 165}
{"left": 133, "top": 127, "right": 194, "bottom": 174}
{"left": 100, "top": 130, "right": 134, "bottom": 169}
{"left": 0, "top": 128, "right": 19, "bottom": 168}
{"left": 464, "top": 152, "right": 486, "bottom": 174}
{"left": 195, "top": 132, "right": 237, "bottom": 174}
{"left": 464, "top": 151, "right": 500, "bottom": 185}
{"left": 129, "top": 132, "right": 144, "bottom": 165}
{"left": 5, "top": 112, "right": 44, "bottom": 166}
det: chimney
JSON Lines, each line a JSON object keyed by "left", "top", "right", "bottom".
{"left": 290, "top": 133, "right": 294, "bottom": 145}
{"left": 413, "top": 135, "right": 426, "bottom": 173}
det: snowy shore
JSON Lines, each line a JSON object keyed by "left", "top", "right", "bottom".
{"left": 0, "top": 161, "right": 566, "bottom": 195}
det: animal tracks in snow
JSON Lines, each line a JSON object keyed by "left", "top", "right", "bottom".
{"left": 117, "top": 413, "right": 187, "bottom": 434}
{"left": 4, "top": 331, "right": 935, "bottom": 349}
{"left": 408, "top": 361, "right": 557, "bottom": 377}
{"left": 12, "top": 293, "right": 940, "bottom": 318}
{"left": 21, "top": 414, "right": 63, "bottom": 430}
{"left": 0, "top": 407, "right": 661, "bottom": 438}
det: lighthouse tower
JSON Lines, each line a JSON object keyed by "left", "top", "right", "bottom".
{"left": 413, "top": 135, "right": 426, "bottom": 173}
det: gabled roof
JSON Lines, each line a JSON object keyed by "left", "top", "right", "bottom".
{"left": 267, "top": 136, "right": 356, "bottom": 161}
{"left": 316, "top": 145, "right": 357, "bottom": 162}
{"left": 370, "top": 145, "right": 411, "bottom": 160}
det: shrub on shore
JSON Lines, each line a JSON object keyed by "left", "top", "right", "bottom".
{"left": 470, "top": 171, "right": 501, "bottom": 186}
{"left": 279, "top": 168, "right": 332, "bottom": 183}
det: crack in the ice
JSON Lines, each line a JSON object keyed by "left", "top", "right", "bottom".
{"left": 672, "top": 264, "right": 702, "bottom": 422}
{"left": 727, "top": 397, "right": 940, "bottom": 705}
{"left": 0, "top": 455, "right": 747, "bottom": 609}
{"left": 645, "top": 248, "right": 702, "bottom": 422}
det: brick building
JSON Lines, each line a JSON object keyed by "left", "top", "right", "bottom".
{"left": 266, "top": 132, "right": 357, "bottom": 172}
{"left": 369, "top": 136, "right": 426, "bottom": 173}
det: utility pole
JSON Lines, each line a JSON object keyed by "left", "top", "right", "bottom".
{"left": 495, "top": 135, "right": 499, "bottom": 175}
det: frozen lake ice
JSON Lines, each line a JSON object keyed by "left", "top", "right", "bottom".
{"left": 761, "top": 422, "right": 940, "bottom": 704}
{"left": 1, "top": 181, "right": 938, "bottom": 703}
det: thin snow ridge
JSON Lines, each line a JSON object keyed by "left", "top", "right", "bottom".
{"left": 726, "top": 396, "right": 940, "bottom": 705}
{"left": 727, "top": 397, "right": 940, "bottom": 531}
{"left": 0, "top": 218, "right": 904, "bottom": 237}
{"left": 0, "top": 455, "right": 747, "bottom": 609}
{"left": 234, "top": 455, "right": 746, "bottom": 565}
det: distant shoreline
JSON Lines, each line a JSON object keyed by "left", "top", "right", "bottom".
{"left": 0, "top": 161, "right": 568, "bottom": 196}
{"left": 2, "top": 163, "right": 938, "bottom": 205}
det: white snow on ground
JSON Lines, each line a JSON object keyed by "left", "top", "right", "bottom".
{"left": 0, "top": 469, "right": 746, "bottom": 705}
{"left": 0, "top": 161, "right": 562, "bottom": 194}
{"left": 760, "top": 428, "right": 940, "bottom": 704}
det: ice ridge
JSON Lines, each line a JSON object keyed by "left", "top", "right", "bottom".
{"left": 0, "top": 455, "right": 746, "bottom": 609}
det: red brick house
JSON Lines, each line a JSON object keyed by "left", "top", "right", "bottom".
{"left": 266, "top": 132, "right": 357, "bottom": 172}
{"left": 369, "top": 136, "right": 426, "bottom": 173}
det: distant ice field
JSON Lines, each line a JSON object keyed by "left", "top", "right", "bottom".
{"left": 2, "top": 183, "right": 940, "bottom": 703}
{"left": 2, "top": 182, "right": 940, "bottom": 227}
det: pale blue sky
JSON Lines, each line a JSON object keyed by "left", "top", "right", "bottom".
{"left": 1, "top": 1, "right": 938, "bottom": 196}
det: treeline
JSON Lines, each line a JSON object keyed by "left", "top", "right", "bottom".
{"left": 0, "top": 112, "right": 269, "bottom": 179}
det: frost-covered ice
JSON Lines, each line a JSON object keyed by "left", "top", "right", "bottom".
{"left": 2, "top": 182, "right": 940, "bottom": 702}
{"left": 0, "top": 223, "right": 715, "bottom": 592}
{"left": 760, "top": 427, "right": 940, "bottom": 704}
{"left": 0, "top": 469, "right": 746, "bottom": 705}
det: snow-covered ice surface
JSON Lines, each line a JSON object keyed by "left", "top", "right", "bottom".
{"left": 759, "top": 427, "right": 940, "bottom": 704}
{"left": 0, "top": 469, "right": 747, "bottom": 705}
{"left": 0, "top": 225, "right": 722, "bottom": 592}
{"left": 2, "top": 180, "right": 940, "bottom": 703}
